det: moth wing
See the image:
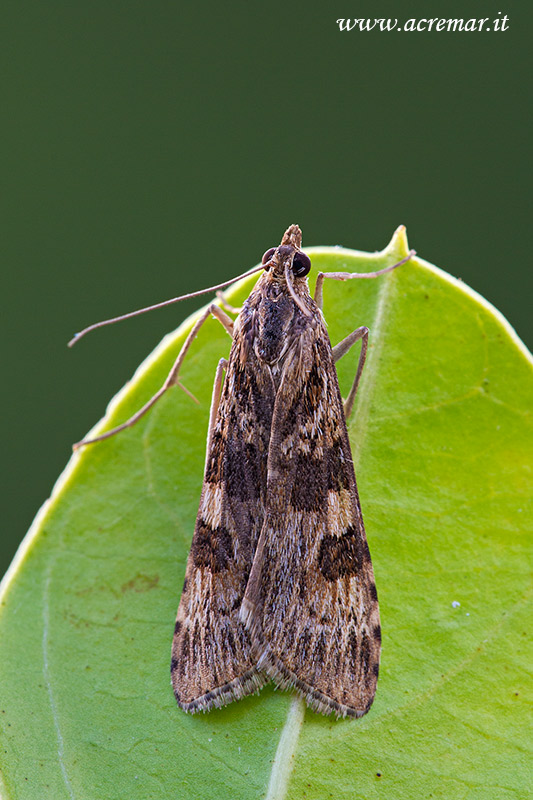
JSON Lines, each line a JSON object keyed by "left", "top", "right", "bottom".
{"left": 241, "top": 332, "right": 381, "bottom": 718}
{"left": 171, "top": 343, "right": 274, "bottom": 712}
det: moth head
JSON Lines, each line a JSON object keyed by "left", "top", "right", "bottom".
{"left": 261, "top": 224, "right": 311, "bottom": 279}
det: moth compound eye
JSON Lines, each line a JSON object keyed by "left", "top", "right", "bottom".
{"left": 292, "top": 251, "right": 311, "bottom": 277}
{"left": 262, "top": 247, "right": 276, "bottom": 267}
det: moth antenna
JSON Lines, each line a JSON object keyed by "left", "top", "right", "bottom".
{"left": 285, "top": 260, "right": 312, "bottom": 317}
{"left": 68, "top": 264, "right": 264, "bottom": 347}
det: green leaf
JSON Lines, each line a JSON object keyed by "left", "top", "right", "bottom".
{"left": 1, "top": 228, "right": 531, "bottom": 800}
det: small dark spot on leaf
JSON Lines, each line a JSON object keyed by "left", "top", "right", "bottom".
{"left": 121, "top": 573, "right": 159, "bottom": 593}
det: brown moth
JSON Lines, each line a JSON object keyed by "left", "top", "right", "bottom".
{"left": 169, "top": 225, "right": 411, "bottom": 718}
{"left": 71, "top": 224, "right": 412, "bottom": 718}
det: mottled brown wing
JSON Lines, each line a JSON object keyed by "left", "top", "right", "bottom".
{"left": 171, "top": 329, "right": 274, "bottom": 712}
{"left": 241, "top": 330, "right": 381, "bottom": 718}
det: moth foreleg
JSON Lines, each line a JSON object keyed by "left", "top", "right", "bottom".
{"left": 74, "top": 303, "right": 235, "bottom": 448}
{"left": 332, "top": 326, "right": 369, "bottom": 419}
{"left": 313, "top": 250, "right": 415, "bottom": 309}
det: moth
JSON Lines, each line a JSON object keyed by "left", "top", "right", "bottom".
{"left": 71, "top": 225, "right": 412, "bottom": 718}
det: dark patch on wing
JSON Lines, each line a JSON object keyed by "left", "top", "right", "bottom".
{"left": 299, "top": 359, "right": 323, "bottom": 417}
{"left": 178, "top": 629, "right": 190, "bottom": 677}
{"left": 326, "top": 438, "right": 352, "bottom": 492}
{"left": 279, "top": 396, "right": 301, "bottom": 441}
{"left": 360, "top": 632, "right": 371, "bottom": 674}
{"left": 244, "top": 442, "right": 262, "bottom": 490}
{"left": 248, "top": 370, "right": 274, "bottom": 431}
{"left": 193, "top": 620, "right": 201, "bottom": 660}
{"left": 224, "top": 437, "right": 264, "bottom": 502}
{"left": 204, "top": 430, "right": 225, "bottom": 484}
{"left": 318, "top": 525, "right": 366, "bottom": 581}
{"left": 191, "top": 520, "right": 233, "bottom": 573}
{"left": 290, "top": 452, "right": 327, "bottom": 511}
{"left": 232, "top": 362, "right": 273, "bottom": 433}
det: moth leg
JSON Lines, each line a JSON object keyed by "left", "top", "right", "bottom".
{"left": 216, "top": 290, "right": 242, "bottom": 315}
{"left": 313, "top": 273, "right": 327, "bottom": 310}
{"left": 204, "top": 357, "right": 228, "bottom": 474}
{"left": 73, "top": 303, "right": 234, "bottom": 448}
{"left": 313, "top": 250, "right": 415, "bottom": 309}
{"left": 332, "top": 326, "right": 369, "bottom": 419}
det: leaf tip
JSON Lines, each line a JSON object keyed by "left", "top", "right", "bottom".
{"left": 385, "top": 225, "right": 411, "bottom": 260}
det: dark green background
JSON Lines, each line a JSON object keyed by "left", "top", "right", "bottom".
{"left": 2, "top": 1, "right": 530, "bottom": 577}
